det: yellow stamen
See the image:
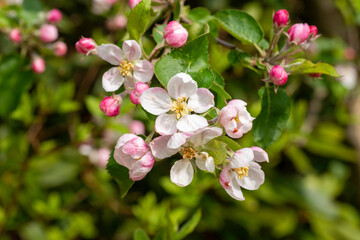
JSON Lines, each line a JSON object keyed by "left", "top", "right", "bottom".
{"left": 170, "top": 97, "right": 193, "bottom": 119}
{"left": 233, "top": 166, "right": 249, "bottom": 179}
{"left": 118, "top": 60, "right": 134, "bottom": 76}
{"left": 181, "top": 147, "right": 196, "bottom": 160}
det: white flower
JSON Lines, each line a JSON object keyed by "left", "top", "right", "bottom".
{"left": 140, "top": 73, "right": 215, "bottom": 134}
{"left": 219, "top": 147, "right": 268, "bottom": 201}
{"left": 96, "top": 40, "right": 154, "bottom": 92}
{"left": 149, "top": 127, "right": 222, "bottom": 187}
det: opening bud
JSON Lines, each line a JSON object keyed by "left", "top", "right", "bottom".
{"left": 47, "top": 9, "right": 62, "bottom": 23}
{"left": 164, "top": 21, "right": 188, "bottom": 48}
{"left": 288, "top": 23, "right": 310, "bottom": 45}
{"left": 99, "top": 95, "right": 122, "bottom": 117}
{"left": 270, "top": 65, "right": 288, "bottom": 86}
{"left": 273, "top": 9, "right": 289, "bottom": 27}
{"left": 53, "top": 41, "right": 67, "bottom": 56}
{"left": 129, "top": 82, "right": 149, "bottom": 105}
{"left": 129, "top": 0, "right": 142, "bottom": 9}
{"left": 39, "top": 24, "right": 58, "bottom": 43}
{"left": 75, "top": 37, "right": 97, "bottom": 54}
{"left": 31, "top": 56, "right": 46, "bottom": 74}
{"left": 9, "top": 28, "right": 21, "bottom": 43}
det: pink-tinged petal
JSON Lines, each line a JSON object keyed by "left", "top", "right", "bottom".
{"left": 167, "top": 132, "right": 187, "bottom": 149}
{"left": 140, "top": 88, "right": 172, "bottom": 115}
{"left": 167, "top": 73, "right": 197, "bottom": 99}
{"left": 219, "top": 105, "right": 238, "bottom": 128}
{"left": 195, "top": 152, "right": 215, "bottom": 172}
{"left": 219, "top": 166, "right": 231, "bottom": 189}
{"left": 155, "top": 114, "right": 177, "bottom": 135}
{"left": 122, "top": 40, "right": 142, "bottom": 61}
{"left": 115, "top": 134, "right": 137, "bottom": 149}
{"left": 225, "top": 171, "right": 245, "bottom": 201}
{"left": 133, "top": 60, "right": 154, "bottom": 83}
{"left": 177, "top": 114, "right": 208, "bottom": 132}
{"left": 122, "top": 136, "right": 149, "bottom": 159}
{"left": 237, "top": 162, "right": 264, "bottom": 190}
{"left": 188, "top": 88, "right": 214, "bottom": 113}
{"left": 189, "top": 127, "right": 222, "bottom": 147}
{"left": 230, "top": 148, "right": 254, "bottom": 169}
{"left": 124, "top": 75, "right": 135, "bottom": 89}
{"left": 114, "top": 146, "right": 136, "bottom": 169}
{"left": 129, "top": 151, "right": 154, "bottom": 181}
{"left": 149, "top": 135, "right": 180, "bottom": 159}
{"left": 97, "top": 44, "right": 123, "bottom": 65}
{"left": 170, "top": 159, "right": 194, "bottom": 187}
{"left": 225, "top": 127, "right": 245, "bottom": 139}
{"left": 102, "top": 67, "right": 124, "bottom": 92}
{"left": 251, "top": 146, "right": 269, "bottom": 163}
{"left": 227, "top": 99, "right": 247, "bottom": 110}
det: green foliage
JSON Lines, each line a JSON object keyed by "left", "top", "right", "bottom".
{"left": 203, "top": 140, "right": 227, "bottom": 165}
{"left": 253, "top": 86, "right": 291, "bottom": 148}
{"left": 175, "top": 209, "right": 202, "bottom": 240}
{"left": 127, "top": 0, "right": 151, "bottom": 42}
{"left": 287, "top": 59, "right": 340, "bottom": 77}
{"left": 134, "top": 228, "right": 150, "bottom": 240}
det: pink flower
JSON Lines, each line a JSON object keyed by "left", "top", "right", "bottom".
{"left": 163, "top": 21, "right": 188, "bottom": 48}
{"left": 114, "top": 134, "right": 154, "bottom": 181}
{"left": 47, "top": 9, "right": 62, "bottom": 23}
{"left": 129, "top": 120, "right": 145, "bottom": 135}
{"left": 273, "top": 9, "right": 289, "bottom": 27}
{"left": 31, "top": 56, "right": 45, "bottom": 74}
{"left": 129, "top": 0, "right": 141, "bottom": 9}
{"left": 39, "top": 24, "right": 58, "bottom": 43}
{"left": 288, "top": 23, "right": 310, "bottom": 45}
{"left": 130, "top": 82, "right": 149, "bottom": 105}
{"left": 220, "top": 147, "right": 268, "bottom": 201}
{"left": 75, "top": 37, "right": 97, "bottom": 54}
{"left": 9, "top": 28, "right": 21, "bottom": 43}
{"left": 269, "top": 65, "right": 288, "bottom": 86}
{"left": 53, "top": 41, "right": 67, "bottom": 56}
{"left": 309, "top": 25, "right": 318, "bottom": 39}
{"left": 219, "top": 100, "right": 254, "bottom": 138}
{"left": 99, "top": 95, "right": 122, "bottom": 117}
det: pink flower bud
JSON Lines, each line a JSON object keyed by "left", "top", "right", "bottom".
{"left": 129, "top": 82, "right": 149, "bottom": 105}
{"left": 309, "top": 25, "right": 318, "bottom": 39}
{"left": 106, "top": 15, "right": 127, "bottom": 31}
{"left": 288, "top": 23, "right": 310, "bottom": 45}
{"left": 99, "top": 96, "right": 122, "bottom": 117}
{"left": 270, "top": 65, "right": 288, "bottom": 85}
{"left": 273, "top": 9, "right": 289, "bottom": 27}
{"left": 39, "top": 24, "right": 58, "bottom": 43}
{"left": 344, "top": 47, "right": 356, "bottom": 61}
{"left": 308, "top": 73, "right": 322, "bottom": 78}
{"left": 47, "top": 9, "right": 62, "bottom": 23}
{"left": 129, "top": 0, "right": 141, "bottom": 9}
{"left": 53, "top": 41, "right": 67, "bottom": 56}
{"left": 75, "top": 37, "right": 97, "bottom": 54}
{"left": 31, "top": 57, "right": 45, "bottom": 74}
{"left": 9, "top": 28, "right": 21, "bottom": 43}
{"left": 164, "top": 21, "right": 188, "bottom": 48}
{"left": 129, "top": 120, "right": 145, "bottom": 135}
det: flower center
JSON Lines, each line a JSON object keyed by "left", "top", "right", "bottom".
{"left": 233, "top": 166, "right": 249, "bottom": 179}
{"left": 181, "top": 147, "right": 196, "bottom": 160}
{"left": 118, "top": 60, "right": 134, "bottom": 76}
{"left": 171, "top": 97, "right": 193, "bottom": 119}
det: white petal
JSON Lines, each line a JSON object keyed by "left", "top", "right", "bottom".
{"left": 167, "top": 73, "right": 197, "bottom": 99}
{"left": 140, "top": 87, "right": 172, "bottom": 115}
{"left": 124, "top": 75, "right": 135, "bottom": 89}
{"left": 115, "top": 134, "right": 137, "bottom": 149}
{"left": 189, "top": 127, "right": 222, "bottom": 147}
{"left": 133, "top": 60, "right": 154, "bottom": 83}
{"left": 168, "top": 133, "right": 187, "bottom": 149}
{"left": 149, "top": 135, "right": 180, "bottom": 159}
{"left": 188, "top": 88, "right": 214, "bottom": 113}
{"left": 237, "top": 162, "right": 264, "bottom": 190}
{"left": 97, "top": 44, "right": 123, "bottom": 65}
{"left": 155, "top": 114, "right": 177, "bottom": 135}
{"left": 114, "top": 146, "right": 136, "bottom": 169}
{"left": 122, "top": 40, "right": 141, "bottom": 61}
{"left": 195, "top": 152, "right": 215, "bottom": 172}
{"left": 177, "top": 114, "right": 208, "bottom": 132}
{"left": 102, "top": 67, "right": 124, "bottom": 92}
{"left": 251, "top": 146, "right": 269, "bottom": 162}
{"left": 224, "top": 171, "right": 245, "bottom": 201}
{"left": 129, "top": 151, "right": 154, "bottom": 181}
{"left": 227, "top": 99, "right": 247, "bottom": 111}
{"left": 229, "top": 148, "right": 254, "bottom": 169}
{"left": 170, "top": 159, "right": 194, "bottom": 187}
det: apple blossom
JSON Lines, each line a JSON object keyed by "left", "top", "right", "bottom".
{"left": 273, "top": 9, "right": 289, "bottom": 27}
{"left": 53, "top": 41, "right": 67, "bottom": 56}
{"left": 270, "top": 65, "right": 288, "bottom": 86}
{"left": 99, "top": 95, "right": 122, "bottom": 117}
{"left": 9, "top": 28, "right": 21, "bottom": 43}
{"left": 114, "top": 134, "right": 154, "bottom": 181}
{"left": 164, "top": 21, "right": 188, "bottom": 48}
{"left": 140, "top": 73, "right": 214, "bottom": 134}
{"left": 129, "top": 120, "right": 145, "bottom": 135}
{"left": 31, "top": 56, "right": 45, "bottom": 74}
{"left": 96, "top": 40, "right": 154, "bottom": 92}
{"left": 39, "top": 24, "right": 58, "bottom": 43}
{"left": 219, "top": 100, "right": 254, "bottom": 138}
{"left": 47, "top": 9, "right": 62, "bottom": 23}
{"left": 288, "top": 23, "right": 310, "bottom": 45}
{"left": 309, "top": 25, "right": 318, "bottom": 38}
{"left": 129, "top": 82, "right": 149, "bottom": 105}
{"left": 75, "top": 37, "right": 97, "bottom": 55}
{"left": 129, "top": 0, "right": 141, "bottom": 9}
{"left": 220, "top": 147, "right": 268, "bottom": 201}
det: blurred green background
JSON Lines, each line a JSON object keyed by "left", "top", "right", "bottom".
{"left": 1, "top": 0, "right": 360, "bottom": 239}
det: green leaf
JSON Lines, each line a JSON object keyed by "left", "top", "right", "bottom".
{"left": 203, "top": 140, "right": 227, "bottom": 165}
{"left": 106, "top": 153, "right": 134, "bottom": 198}
{"left": 214, "top": 9, "right": 264, "bottom": 45}
{"left": 153, "top": 24, "right": 165, "bottom": 44}
{"left": 227, "top": 49, "right": 260, "bottom": 73}
{"left": 175, "top": 209, "right": 202, "bottom": 240}
{"left": 222, "top": 136, "right": 241, "bottom": 151}
{"left": 127, "top": 0, "right": 151, "bottom": 41}
{"left": 183, "top": 22, "right": 210, "bottom": 42}
{"left": 210, "top": 72, "right": 231, "bottom": 107}
{"left": 154, "top": 34, "right": 213, "bottom": 88}
{"left": 253, "top": 87, "right": 291, "bottom": 148}
{"left": 134, "top": 228, "right": 150, "bottom": 240}
{"left": 188, "top": 7, "right": 213, "bottom": 23}
{"left": 286, "top": 59, "right": 340, "bottom": 77}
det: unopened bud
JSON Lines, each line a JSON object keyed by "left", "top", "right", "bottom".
{"left": 9, "top": 28, "right": 21, "bottom": 43}
{"left": 129, "top": 82, "right": 149, "bottom": 105}
{"left": 309, "top": 25, "right": 318, "bottom": 39}
{"left": 99, "top": 96, "right": 122, "bottom": 117}
{"left": 288, "top": 23, "right": 310, "bottom": 45}
{"left": 47, "top": 9, "right": 62, "bottom": 23}
{"left": 53, "top": 41, "right": 67, "bottom": 56}
{"left": 273, "top": 9, "right": 289, "bottom": 27}
{"left": 75, "top": 37, "right": 97, "bottom": 54}
{"left": 39, "top": 24, "right": 58, "bottom": 43}
{"left": 129, "top": 0, "right": 142, "bottom": 9}
{"left": 270, "top": 65, "right": 288, "bottom": 86}
{"left": 31, "top": 56, "right": 45, "bottom": 74}
{"left": 164, "top": 21, "right": 188, "bottom": 48}
{"left": 129, "top": 120, "right": 145, "bottom": 135}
